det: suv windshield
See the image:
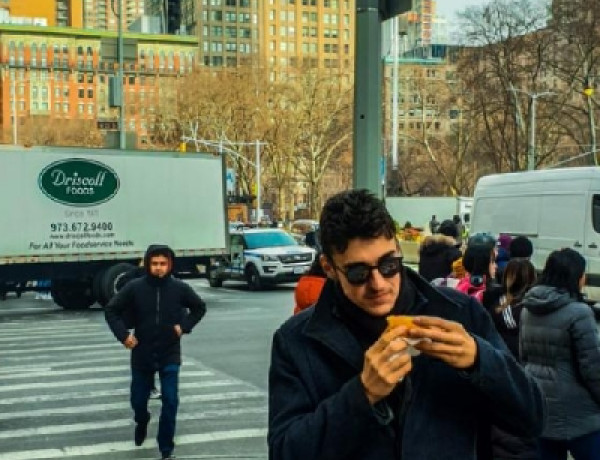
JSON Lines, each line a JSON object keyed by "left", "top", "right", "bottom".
{"left": 244, "top": 231, "right": 298, "bottom": 249}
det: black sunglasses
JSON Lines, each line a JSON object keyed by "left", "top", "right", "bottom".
{"left": 333, "top": 255, "right": 403, "bottom": 286}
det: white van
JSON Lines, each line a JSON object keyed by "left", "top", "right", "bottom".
{"left": 471, "top": 167, "right": 600, "bottom": 300}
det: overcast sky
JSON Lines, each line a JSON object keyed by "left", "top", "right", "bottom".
{"left": 436, "top": 0, "right": 488, "bottom": 21}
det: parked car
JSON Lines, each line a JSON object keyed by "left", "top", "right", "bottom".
{"left": 290, "top": 219, "right": 320, "bottom": 246}
{"left": 208, "top": 229, "right": 316, "bottom": 290}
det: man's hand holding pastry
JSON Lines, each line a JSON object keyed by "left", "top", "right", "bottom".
{"left": 360, "top": 326, "right": 413, "bottom": 405}
{"left": 408, "top": 316, "right": 477, "bottom": 370}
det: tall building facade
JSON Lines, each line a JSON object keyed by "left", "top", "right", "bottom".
{"left": 0, "top": 24, "right": 199, "bottom": 145}
{"left": 193, "top": 0, "right": 354, "bottom": 79}
{"left": 260, "top": 0, "right": 354, "bottom": 80}
{"left": 81, "top": 0, "right": 145, "bottom": 31}
{"left": 146, "top": 0, "right": 185, "bottom": 34}
{"left": 195, "top": 0, "right": 258, "bottom": 68}
{"left": 398, "top": 0, "right": 436, "bottom": 51}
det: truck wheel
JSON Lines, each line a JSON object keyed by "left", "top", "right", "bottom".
{"left": 101, "top": 263, "right": 135, "bottom": 304}
{"left": 92, "top": 270, "right": 108, "bottom": 307}
{"left": 207, "top": 266, "right": 223, "bottom": 288}
{"left": 51, "top": 279, "right": 95, "bottom": 310}
{"left": 246, "top": 265, "right": 262, "bottom": 291}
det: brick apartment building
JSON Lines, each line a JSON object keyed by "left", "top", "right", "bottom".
{"left": 0, "top": 24, "right": 199, "bottom": 145}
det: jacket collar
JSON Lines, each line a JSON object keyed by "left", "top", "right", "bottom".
{"left": 302, "top": 268, "right": 430, "bottom": 371}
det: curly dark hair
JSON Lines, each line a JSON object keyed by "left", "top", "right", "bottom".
{"left": 319, "top": 189, "right": 396, "bottom": 258}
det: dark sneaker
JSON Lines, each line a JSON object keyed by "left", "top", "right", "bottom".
{"left": 161, "top": 452, "right": 176, "bottom": 459}
{"left": 134, "top": 418, "right": 149, "bottom": 446}
{"left": 149, "top": 388, "right": 162, "bottom": 400}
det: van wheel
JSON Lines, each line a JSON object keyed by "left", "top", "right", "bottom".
{"left": 246, "top": 265, "right": 262, "bottom": 291}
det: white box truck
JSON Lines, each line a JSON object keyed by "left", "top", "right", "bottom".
{"left": 0, "top": 146, "right": 228, "bottom": 309}
{"left": 471, "top": 167, "right": 600, "bottom": 301}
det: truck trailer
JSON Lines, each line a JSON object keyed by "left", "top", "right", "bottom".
{"left": 0, "top": 146, "right": 228, "bottom": 309}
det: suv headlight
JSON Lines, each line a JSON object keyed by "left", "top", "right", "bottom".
{"left": 261, "top": 254, "right": 279, "bottom": 262}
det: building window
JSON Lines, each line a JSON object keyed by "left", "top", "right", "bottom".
{"left": 78, "top": 88, "right": 84, "bottom": 98}
{"left": 31, "top": 43, "right": 37, "bottom": 66}
{"left": 87, "top": 89, "right": 93, "bottom": 98}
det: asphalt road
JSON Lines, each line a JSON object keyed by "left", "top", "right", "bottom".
{"left": 0, "top": 279, "right": 295, "bottom": 460}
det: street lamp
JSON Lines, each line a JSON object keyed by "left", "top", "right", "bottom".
{"left": 510, "top": 88, "right": 555, "bottom": 170}
{"left": 181, "top": 129, "right": 266, "bottom": 222}
{"left": 584, "top": 77, "right": 597, "bottom": 166}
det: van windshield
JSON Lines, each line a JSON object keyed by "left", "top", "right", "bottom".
{"left": 245, "top": 231, "right": 298, "bottom": 249}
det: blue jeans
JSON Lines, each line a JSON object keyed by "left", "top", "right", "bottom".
{"left": 131, "top": 364, "right": 180, "bottom": 455}
{"left": 540, "top": 430, "right": 600, "bottom": 460}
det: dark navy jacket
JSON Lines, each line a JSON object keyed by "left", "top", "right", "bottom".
{"left": 105, "top": 245, "right": 206, "bottom": 370}
{"left": 268, "top": 269, "right": 545, "bottom": 460}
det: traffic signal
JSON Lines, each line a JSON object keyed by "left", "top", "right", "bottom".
{"left": 379, "top": 0, "right": 412, "bottom": 20}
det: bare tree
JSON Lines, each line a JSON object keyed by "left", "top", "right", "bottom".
{"left": 457, "top": 0, "right": 564, "bottom": 172}
{"left": 20, "top": 117, "right": 103, "bottom": 147}
{"left": 284, "top": 69, "right": 353, "bottom": 217}
{"left": 548, "top": 0, "right": 600, "bottom": 165}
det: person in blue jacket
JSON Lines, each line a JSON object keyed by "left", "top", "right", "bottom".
{"left": 268, "top": 189, "right": 545, "bottom": 460}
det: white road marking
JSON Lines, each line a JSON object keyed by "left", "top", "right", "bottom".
{"left": 0, "top": 428, "right": 268, "bottom": 459}
{"left": 0, "top": 379, "right": 241, "bottom": 405}
{"left": 0, "top": 371, "right": 213, "bottom": 393}
{"left": 0, "top": 406, "right": 267, "bottom": 440}
{"left": 0, "top": 391, "right": 265, "bottom": 420}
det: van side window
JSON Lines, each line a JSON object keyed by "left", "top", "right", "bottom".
{"left": 593, "top": 195, "right": 600, "bottom": 233}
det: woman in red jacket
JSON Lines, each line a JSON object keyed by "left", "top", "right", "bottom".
{"left": 293, "top": 257, "right": 327, "bottom": 315}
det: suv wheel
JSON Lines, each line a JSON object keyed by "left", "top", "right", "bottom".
{"left": 208, "top": 266, "right": 223, "bottom": 288}
{"left": 246, "top": 265, "right": 262, "bottom": 291}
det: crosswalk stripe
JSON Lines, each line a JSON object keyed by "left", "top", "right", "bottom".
{"left": 1, "top": 320, "right": 98, "bottom": 330}
{"left": 2, "top": 348, "right": 126, "bottom": 362}
{"left": 0, "top": 371, "right": 213, "bottom": 393}
{"left": 0, "top": 355, "right": 125, "bottom": 373}
{"left": 2, "top": 342, "right": 122, "bottom": 355}
{"left": 0, "top": 427, "right": 268, "bottom": 459}
{"left": 0, "top": 331, "right": 109, "bottom": 343}
{"left": 0, "top": 379, "right": 241, "bottom": 405}
{"left": 2, "top": 365, "right": 131, "bottom": 380}
{"left": 0, "top": 391, "right": 265, "bottom": 420}
{"left": 0, "top": 406, "right": 267, "bottom": 440}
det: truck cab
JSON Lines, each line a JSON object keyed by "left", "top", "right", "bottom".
{"left": 208, "top": 229, "right": 316, "bottom": 290}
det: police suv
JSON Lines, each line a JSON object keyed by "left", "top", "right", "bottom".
{"left": 208, "top": 228, "right": 316, "bottom": 290}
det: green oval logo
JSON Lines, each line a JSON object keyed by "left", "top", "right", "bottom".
{"left": 38, "top": 158, "right": 120, "bottom": 207}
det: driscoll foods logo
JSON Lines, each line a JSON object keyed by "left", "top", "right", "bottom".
{"left": 39, "top": 158, "right": 120, "bottom": 206}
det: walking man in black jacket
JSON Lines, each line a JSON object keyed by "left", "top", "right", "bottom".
{"left": 105, "top": 244, "right": 206, "bottom": 460}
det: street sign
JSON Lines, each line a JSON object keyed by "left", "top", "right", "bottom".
{"left": 226, "top": 168, "right": 236, "bottom": 194}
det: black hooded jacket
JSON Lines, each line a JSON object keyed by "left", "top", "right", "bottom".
{"left": 105, "top": 244, "right": 206, "bottom": 370}
{"left": 418, "top": 235, "right": 462, "bottom": 281}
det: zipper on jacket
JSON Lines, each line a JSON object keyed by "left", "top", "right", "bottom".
{"left": 156, "top": 288, "right": 160, "bottom": 325}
